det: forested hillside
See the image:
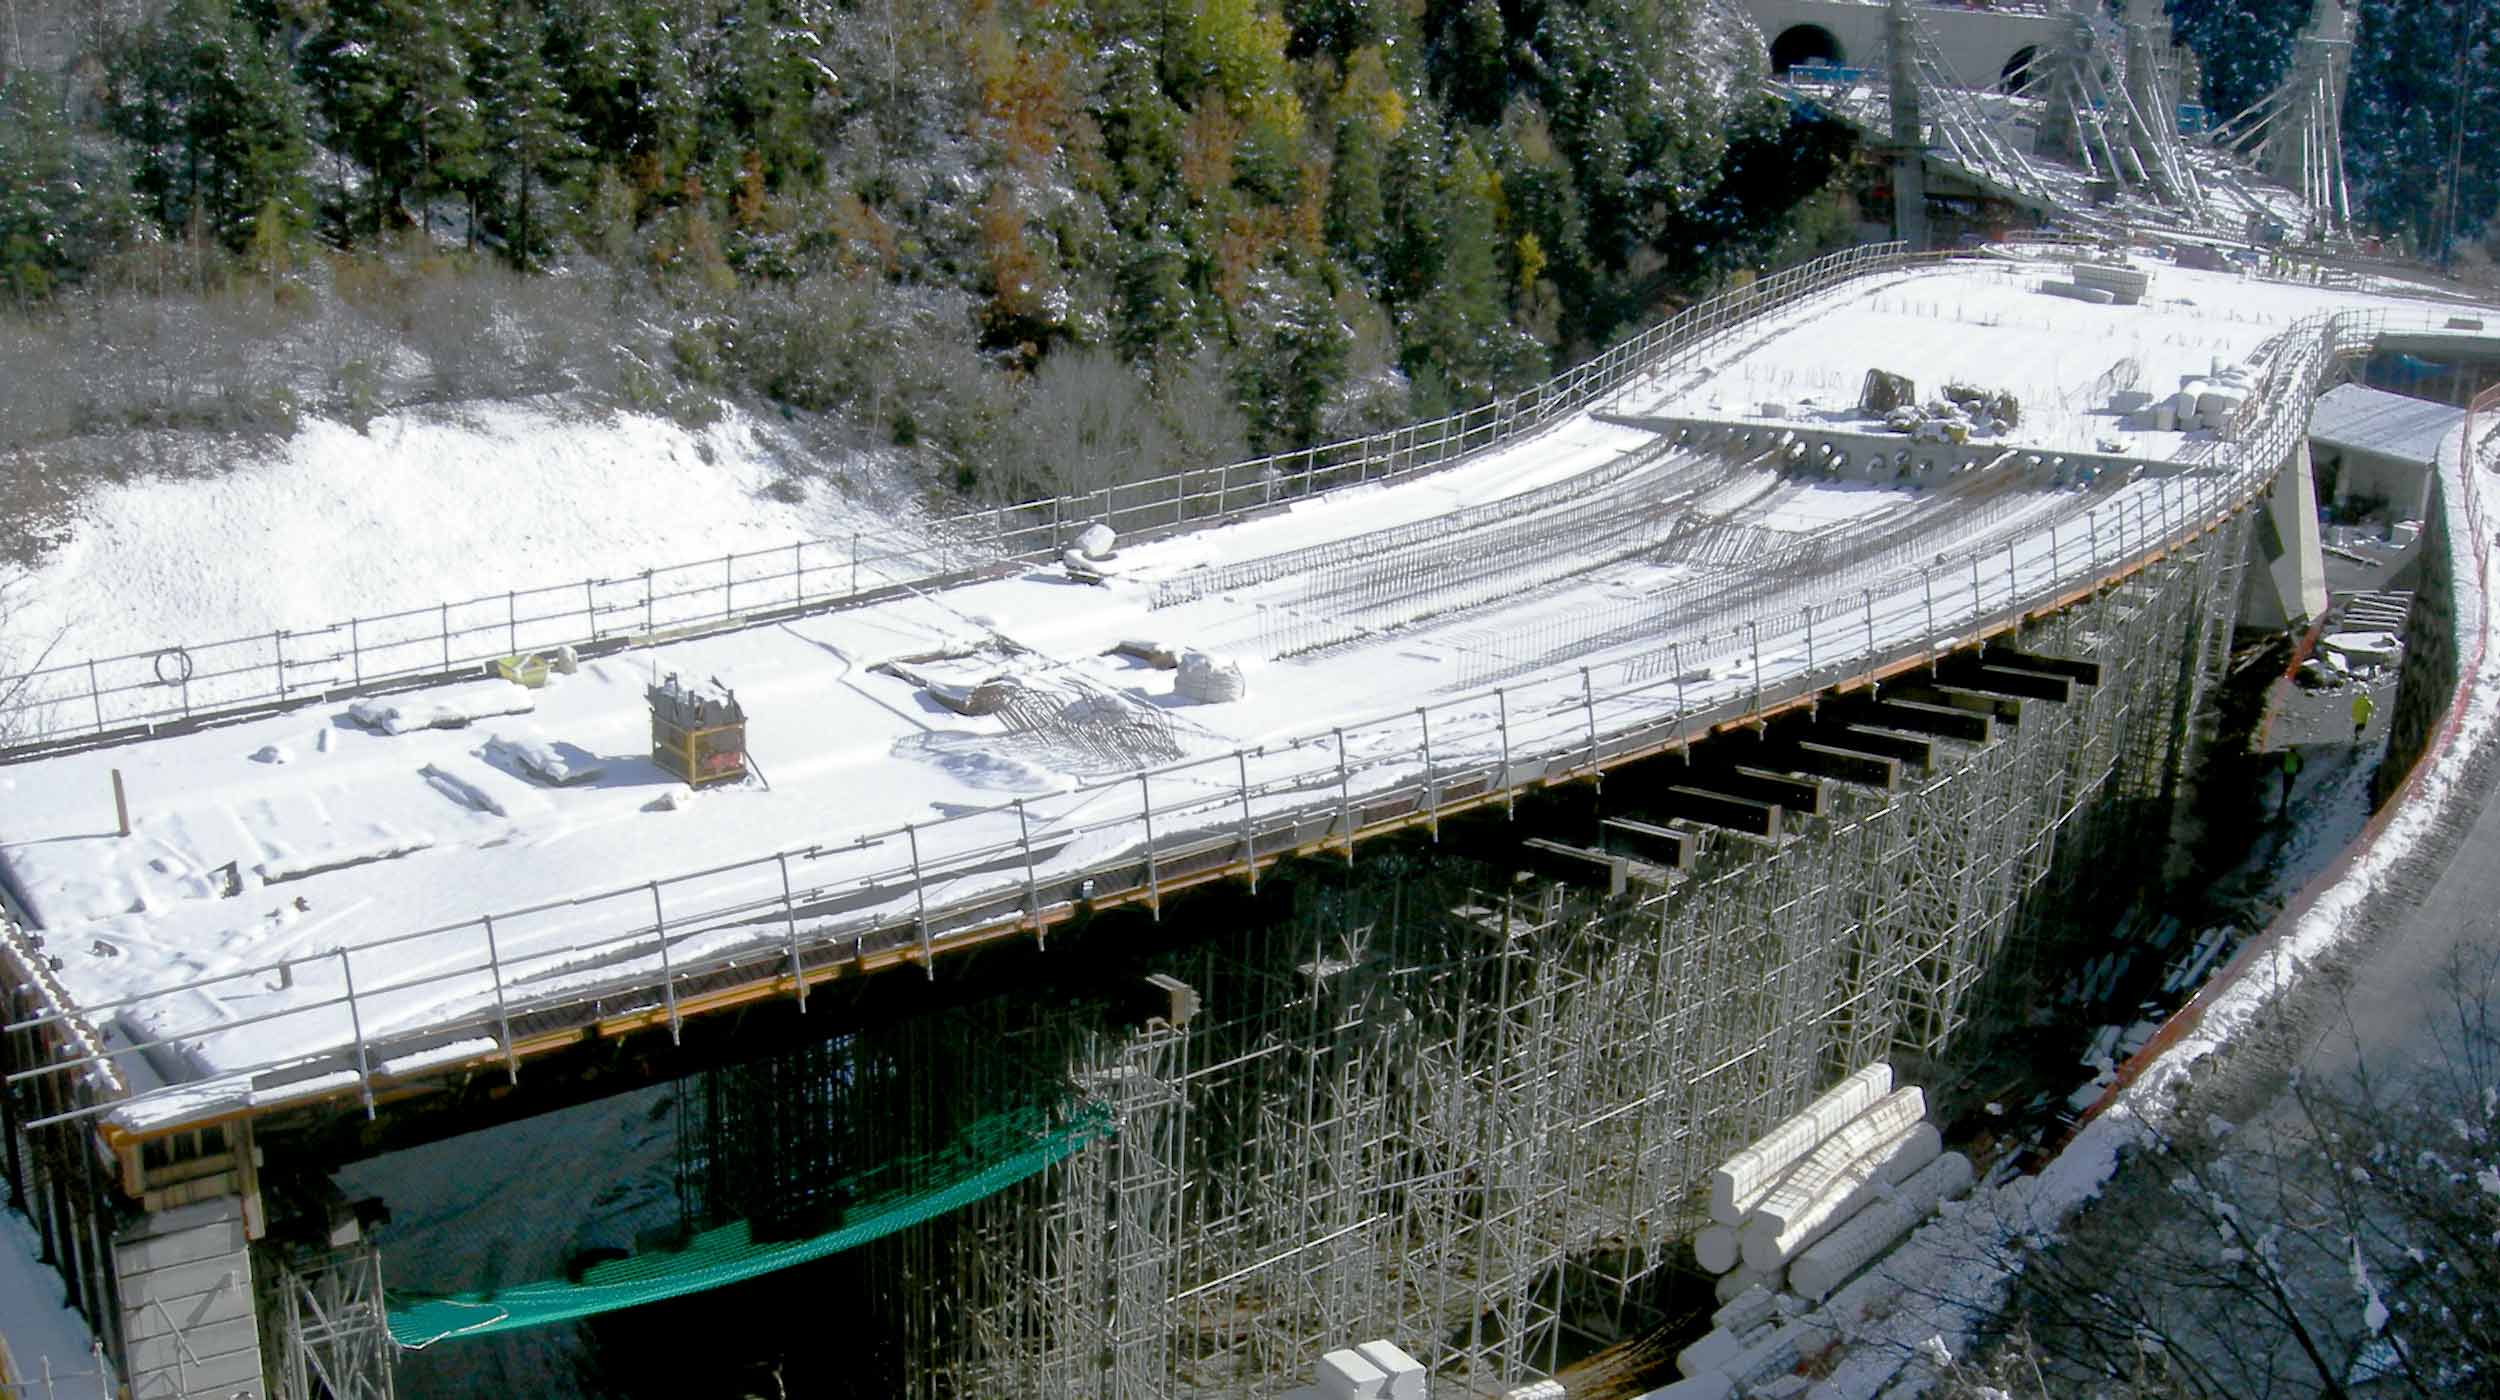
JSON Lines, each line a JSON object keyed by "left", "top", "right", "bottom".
{"left": 2165, "top": 0, "right": 2500, "bottom": 266}
{"left": 0, "top": 0, "right": 1856, "bottom": 513}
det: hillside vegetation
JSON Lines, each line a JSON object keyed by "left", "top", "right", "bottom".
{"left": 0, "top": 0, "right": 1857, "bottom": 519}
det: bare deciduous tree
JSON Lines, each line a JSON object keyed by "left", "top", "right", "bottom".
{"left": 1939, "top": 945, "right": 2500, "bottom": 1400}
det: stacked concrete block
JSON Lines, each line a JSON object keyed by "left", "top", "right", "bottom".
{"left": 1303, "top": 1338, "right": 1428, "bottom": 1400}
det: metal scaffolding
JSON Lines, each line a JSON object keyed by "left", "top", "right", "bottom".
{"left": 270, "top": 1246, "right": 395, "bottom": 1400}
{"left": 804, "top": 512, "right": 2252, "bottom": 1400}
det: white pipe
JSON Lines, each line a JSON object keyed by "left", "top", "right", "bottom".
{"left": 1740, "top": 1119, "right": 1942, "bottom": 1270}
{"left": 1714, "top": 1262, "right": 1783, "bottom": 1306}
{"left": 1675, "top": 1323, "right": 1760, "bottom": 1379}
{"left": 1694, "top": 1224, "right": 1741, "bottom": 1274}
{"left": 1788, "top": 1151, "right": 1978, "bottom": 1303}
{"left": 1741, "top": 1088, "right": 1926, "bottom": 1243}
{"left": 1708, "top": 1063, "right": 1892, "bottom": 1223}
{"left": 1711, "top": 1282, "right": 1779, "bottom": 1336}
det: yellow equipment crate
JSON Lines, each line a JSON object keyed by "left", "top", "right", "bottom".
{"left": 648, "top": 675, "right": 748, "bottom": 786}
{"left": 493, "top": 653, "right": 553, "bottom": 688}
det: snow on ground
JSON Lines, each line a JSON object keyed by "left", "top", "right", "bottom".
{"left": 1, "top": 398, "right": 912, "bottom": 671}
{"left": 1627, "top": 255, "right": 2483, "bottom": 460}
{"left": 0, "top": 254, "right": 2488, "bottom": 1136}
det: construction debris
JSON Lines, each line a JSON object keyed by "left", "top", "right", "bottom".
{"left": 1858, "top": 369, "right": 1918, "bottom": 416}
{"left": 1173, "top": 649, "right": 1248, "bottom": 703}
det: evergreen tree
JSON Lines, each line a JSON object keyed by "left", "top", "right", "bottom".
{"left": 2344, "top": 0, "right": 2500, "bottom": 260}
{"left": 2164, "top": 0, "right": 2311, "bottom": 130}
{"left": 1326, "top": 111, "right": 1387, "bottom": 282}
{"left": 1402, "top": 137, "right": 1532, "bottom": 407}
{"left": 299, "top": 0, "right": 488, "bottom": 238}
{"left": 0, "top": 75, "right": 128, "bottom": 299}
{"left": 104, "top": 0, "right": 311, "bottom": 254}
{"left": 541, "top": 0, "right": 698, "bottom": 207}
{"left": 472, "top": 2, "right": 577, "bottom": 266}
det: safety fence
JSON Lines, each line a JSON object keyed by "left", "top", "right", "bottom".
{"left": 0, "top": 243, "right": 1919, "bottom": 756}
{"left": 6, "top": 400, "right": 2296, "bottom": 1140}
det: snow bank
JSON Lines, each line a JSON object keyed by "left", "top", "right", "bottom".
{"left": 4, "top": 399, "right": 907, "bottom": 669}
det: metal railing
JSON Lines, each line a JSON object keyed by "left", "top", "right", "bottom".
{"left": 0, "top": 244, "right": 1918, "bottom": 756}
{"left": 12, "top": 250, "right": 2402, "bottom": 1137}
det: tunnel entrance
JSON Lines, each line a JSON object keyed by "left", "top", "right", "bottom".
{"left": 1770, "top": 23, "right": 1845, "bottom": 76}
{"left": 2000, "top": 44, "right": 2043, "bottom": 94}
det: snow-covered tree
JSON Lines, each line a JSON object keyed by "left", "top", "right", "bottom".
{"left": 2344, "top": 0, "right": 2500, "bottom": 262}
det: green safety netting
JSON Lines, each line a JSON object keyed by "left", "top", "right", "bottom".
{"left": 386, "top": 1101, "right": 1112, "bottom": 1347}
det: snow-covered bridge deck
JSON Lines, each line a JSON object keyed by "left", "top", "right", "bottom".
{"left": 1, "top": 248, "right": 2487, "bottom": 1139}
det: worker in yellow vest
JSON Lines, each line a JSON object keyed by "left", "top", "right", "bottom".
{"left": 2351, "top": 690, "right": 2376, "bottom": 742}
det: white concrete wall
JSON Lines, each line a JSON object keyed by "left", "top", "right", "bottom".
{"left": 115, "top": 1197, "right": 265, "bottom": 1399}
{"left": 2243, "top": 440, "right": 2329, "bottom": 631}
{"left": 1743, "top": 0, "right": 2069, "bottom": 92}
{"left": 2334, "top": 447, "right": 2433, "bottom": 522}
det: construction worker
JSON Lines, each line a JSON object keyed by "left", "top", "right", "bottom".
{"left": 2279, "top": 746, "right": 2302, "bottom": 821}
{"left": 2351, "top": 690, "right": 2377, "bottom": 741}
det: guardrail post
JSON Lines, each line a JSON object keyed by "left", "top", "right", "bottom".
{"left": 642, "top": 571, "right": 655, "bottom": 635}
{"left": 1748, "top": 621, "right": 1763, "bottom": 714}
{"left": 649, "top": 882, "right": 681, "bottom": 1042}
{"left": 339, "top": 949, "right": 374, "bottom": 1119}
{"left": 1139, "top": 774, "right": 1162, "bottom": 919}
{"left": 584, "top": 580, "right": 598, "bottom": 641}
{"left": 1334, "top": 728, "right": 1355, "bottom": 861}
{"left": 1235, "top": 751, "right": 1258, "bottom": 891}
{"left": 1862, "top": 590, "right": 1876, "bottom": 688}
{"left": 86, "top": 659, "right": 103, "bottom": 734}
{"left": 905, "top": 823, "right": 933, "bottom": 976}
{"left": 723, "top": 555, "right": 735, "bottom": 620}
{"left": 350, "top": 618, "right": 364, "bottom": 686}
{"left": 2005, "top": 543, "right": 2020, "bottom": 619}
{"left": 1418, "top": 708, "right": 1438, "bottom": 840}
{"left": 1581, "top": 667, "right": 1600, "bottom": 779}
{"left": 777, "top": 853, "right": 807, "bottom": 1012}
{"left": 480, "top": 916, "right": 518, "bottom": 1082}
{"left": 440, "top": 603, "right": 451, "bottom": 670}
{"left": 1923, "top": 568, "right": 1939, "bottom": 667}
{"left": 1497, "top": 689, "right": 1514, "bottom": 816}
{"left": 273, "top": 630, "right": 288, "bottom": 701}
{"left": 1671, "top": 641, "right": 1691, "bottom": 754}
{"left": 792, "top": 542, "right": 806, "bottom": 607}
{"left": 1013, "top": 799, "right": 1043, "bottom": 942}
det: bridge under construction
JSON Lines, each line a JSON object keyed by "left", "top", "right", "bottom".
{"left": 4, "top": 234, "right": 2495, "bottom": 1399}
